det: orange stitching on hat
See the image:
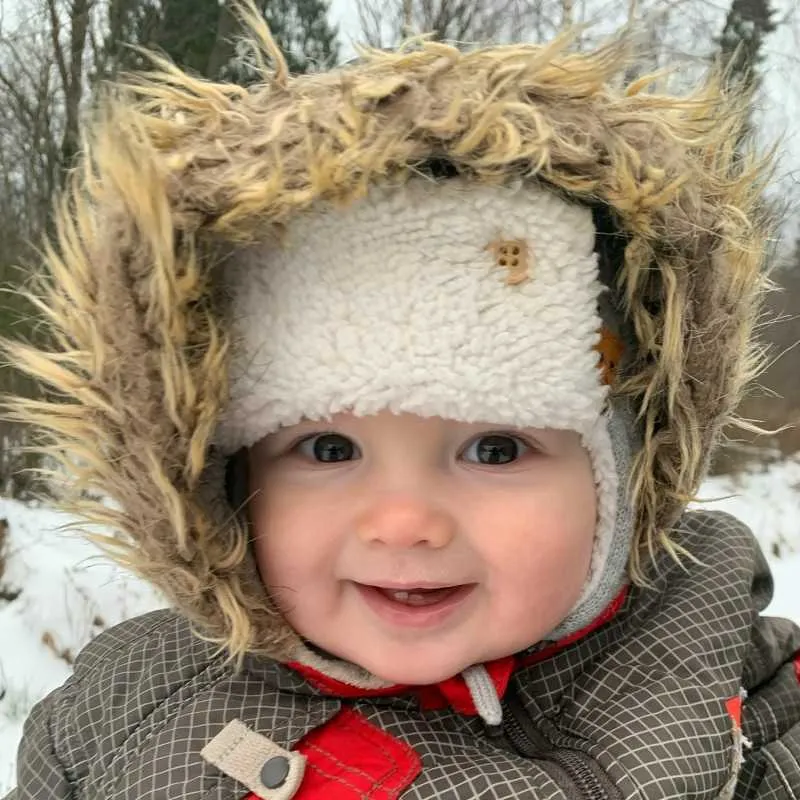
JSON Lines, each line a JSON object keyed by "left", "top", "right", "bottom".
{"left": 595, "top": 326, "right": 625, "bottom": 385}
{"left": 485, "top": 238, "right": 530, "bottom": 285}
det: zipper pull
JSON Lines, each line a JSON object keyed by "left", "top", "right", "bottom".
{"left": 484, "top": 722, "right": 506, "bottom": 740}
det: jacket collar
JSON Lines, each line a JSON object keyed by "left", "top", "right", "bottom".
{"left": 282, "top": 585, "right": 629, "bottom": 717}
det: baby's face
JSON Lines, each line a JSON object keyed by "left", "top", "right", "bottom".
{"left": 248, "top": 410, "right": 596, "bottom": 685}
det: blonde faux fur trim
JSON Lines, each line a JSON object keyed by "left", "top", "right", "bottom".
{"left": 4, "top": 0, "right": 774, "bottom": 662}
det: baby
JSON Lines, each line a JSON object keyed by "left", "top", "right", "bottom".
{"left": 6, "top": 7, "right": 800, "bottom": 800}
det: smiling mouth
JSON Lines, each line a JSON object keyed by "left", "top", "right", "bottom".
{"left": 370, "top": 586, "right": 466, "bottom": 607}
{"left": 353, "top": 582, "right": 476, "bottom": 627}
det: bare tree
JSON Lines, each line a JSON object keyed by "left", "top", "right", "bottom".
{"left": 353, "top": 0, "right": 762, "bottom": 65}
{"left": 0, "top": 0, "right": 98, "bottom": 496}
{"left": 355, "top": 0, "right": 571, "bottom": 47}
{"left": 0, "top": 7, "right": 61, "bottom": 233}
{"left": 47, "top": 0, "right": 93, "bottom": 171}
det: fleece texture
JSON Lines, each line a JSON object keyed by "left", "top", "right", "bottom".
{"left": 218, "top": 180, "right": 605, "bottom": 451}
{"left": 4, "top": 0, "right": 775, "bottom": 662}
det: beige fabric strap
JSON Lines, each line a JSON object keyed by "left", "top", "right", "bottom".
{"left": 201, "top": 719, "right": 306, "bottom": 800}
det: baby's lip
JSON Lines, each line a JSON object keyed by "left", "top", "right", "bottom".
{"left": 356, "top": 580, "right": 472, "bottom": 591}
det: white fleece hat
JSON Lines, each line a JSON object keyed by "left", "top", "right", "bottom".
{"left": 217, "top": 177, "right": 635, "bottom": 639}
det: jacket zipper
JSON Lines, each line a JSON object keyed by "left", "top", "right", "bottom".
{"left": 487, "top": 683, "right": 621, "bottom": 800}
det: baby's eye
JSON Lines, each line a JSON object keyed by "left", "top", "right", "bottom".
{"left": 461, "top": 434, "right": 530, "bottom": 465}
{"left": 296, "top": 433, "right": 361, "bottom": 463}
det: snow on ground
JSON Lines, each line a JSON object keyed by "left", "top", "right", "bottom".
{"left": 692, "top": 456, "right": 800, "bottom": 621}
{"left": 1, "top": 459, "right": 799, "bottom": 792}
{"left": 0, "top": 501, "right": 164, "bottom": 791}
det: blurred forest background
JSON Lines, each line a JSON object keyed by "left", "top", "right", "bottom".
{"left": 1, "top": 0, "right": 799, "bottom": 496}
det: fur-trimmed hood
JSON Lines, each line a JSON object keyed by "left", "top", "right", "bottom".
{"left": 6, "top": 3, "right": 774, "bottom": 662}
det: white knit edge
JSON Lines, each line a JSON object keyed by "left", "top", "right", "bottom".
{"left": 546, "top": 404, "right": 630, "bottom": 640}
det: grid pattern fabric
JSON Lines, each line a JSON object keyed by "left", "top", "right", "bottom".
{"left": 7, "top": 510, "right": 800, "bottom": 800}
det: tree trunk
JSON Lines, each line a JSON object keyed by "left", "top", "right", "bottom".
{"left": 47, "top": 0, "right": 92, "bottom": 177}
{"left": 207, "top": 1, "right": 238, "bottom": 79}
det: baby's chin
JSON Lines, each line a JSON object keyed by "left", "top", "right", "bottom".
{"left": 372, "top": 661, "right": 467, "bottom": 686}
{"left": 334, "top": 645, "right": 498, "bottom": 686}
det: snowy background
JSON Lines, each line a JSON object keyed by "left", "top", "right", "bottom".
{"left": 1, "top": 458, "right": 799, "bottom": 792}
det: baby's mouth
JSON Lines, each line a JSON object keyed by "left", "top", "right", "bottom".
{"left": 372, "top": 586, "right": 465, "bottom": 607}
{"left": 353, "top": 582, "right": 477, "bottom": 627}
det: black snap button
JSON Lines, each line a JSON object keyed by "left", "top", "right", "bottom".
{"left": 260, "top": 755, "right": 291, "bottom": 790}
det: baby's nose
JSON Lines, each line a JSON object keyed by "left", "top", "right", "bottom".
{"left": 356, "top": 497, "right": 455, "bottom": 549}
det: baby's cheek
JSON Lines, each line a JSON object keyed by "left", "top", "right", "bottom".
{"left": 257, "top": 545, "right": 314, "bottom": 623}
{"left": 555, "top": 465, "right": 597, "bottom": 559}
{"left": 256, "top": 514, "right": 334, "bottom": 600}
{"left": 258, "top": 528, "right": 300, "bottom": 581}
{"left": 508, "top": 512, "right": 594, "bottom": 610}
{"left": 249, "top": 506, "right": 298, "bottom": 589}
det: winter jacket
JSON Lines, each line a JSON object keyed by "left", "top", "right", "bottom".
{"left": 4, "top": 12, "right": 798, "bottom": 800}
{"left": 7, "top": 510, "right": 800, "bottom": 800}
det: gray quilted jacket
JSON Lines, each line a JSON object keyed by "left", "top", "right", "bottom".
{"left": 8, "top": 510, "right": 800, "bottom": 800}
